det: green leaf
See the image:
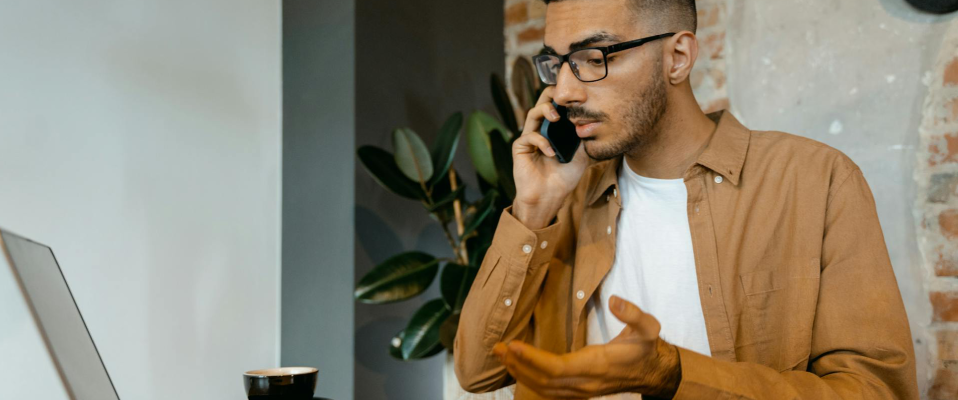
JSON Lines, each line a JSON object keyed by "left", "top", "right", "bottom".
{"left": 357, "top": 146, "right": 425, "bottom": 200}
{"left": 491, "top": 74, "right": 519, "bottom": 135}
{"left": 518, "top": 62, "right": 540, "bottom": 114}
{"left": 426, "top": 171, "right": 463, "bottom": 223}
{"left": 489, "top": 128, "right": 516, "bottom": 201}
{"left": 417, "top": 342, "right": 446, "bottom": 358}
{"left": 426, "top": 184, "right": 466, "bottom": 213}
{"left": 354, "top": 252, "right": 439, "bottom": 304}
{"left": 429, "top": 113, "right": 463, "bottom": 187}
{"left": 466, "top": 111, "right": 511, "bottom": 185}
{"left": 440, "top": 263, "right": 478, "bottom": 313}
{"left": 467, "top": 231, "right": 493, "bottom": 268}
{"left": 462, "top": 190, "right": 499, "bottom": 239}
{"left": 476, "top": 171, "right": 493, "bottom": 195}
{"left": 393, "top": 128, "right": 434, "bottom": 184}
{"left": 401, "top": 298, "right": 451, "bottom": 359}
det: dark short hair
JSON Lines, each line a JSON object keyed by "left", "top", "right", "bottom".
{"left": 541, "top": 0, "right": 697, "bottom": 33}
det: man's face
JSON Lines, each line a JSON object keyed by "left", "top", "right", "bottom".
{"left": 543, "top": 0, "right": 668, "bottom": 160}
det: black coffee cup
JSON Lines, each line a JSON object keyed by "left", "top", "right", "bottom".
{"left": 243, "top": 367, "right": 318, "bottom": 400}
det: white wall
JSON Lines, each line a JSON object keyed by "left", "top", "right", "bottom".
{"left": 725, "top": 1, "right": 954, "bottom": 393}
{"left": 0, "top": 1, "right": 282, "bottom": 399}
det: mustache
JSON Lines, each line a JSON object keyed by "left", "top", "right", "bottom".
{"left": 564, "top": 105, "right": 606, "bottom": 121}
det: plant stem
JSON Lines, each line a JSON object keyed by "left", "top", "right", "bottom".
{"left": 449, "top": 168, "right": 469, "bottom": 264}
{"left": 439, "top": 223, "right": 460, "bottom": 262}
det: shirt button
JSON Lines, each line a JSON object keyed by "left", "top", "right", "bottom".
{"left": 576, "top": 290, "right": 585, "bottom": 300}
{"left": 714, "top": 175, "right": 724, "bottom": 184}
{"left": 504, "top": 298, "right": 513, "bottom": 307}
{"left": 522, "top": 244, "right": 532, "bottom": 254}
{"left": 606, "top": 194, "right": 611, "bottom": 202}
{"left": 607, "top": 226, "right": 612, "bottom": 235}
{"left": 540, "top": 241, "right": 548, "bottom": 249}
{"left": 695, "top": 205, "right": 700, "bottom": 213}
{"left": 613, "top": 188, "right": 618, "bottom": 197}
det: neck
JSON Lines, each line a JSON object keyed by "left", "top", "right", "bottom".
{"left": 623, "top": 89, "right": 717, "bottom": 179}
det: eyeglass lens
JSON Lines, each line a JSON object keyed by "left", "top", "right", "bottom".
{"left": 535, "top": 49, "right": 607, "bottom": 85}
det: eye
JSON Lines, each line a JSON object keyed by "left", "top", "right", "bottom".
{"left": 586, "top": 57, "right": 605, "bottom": 66}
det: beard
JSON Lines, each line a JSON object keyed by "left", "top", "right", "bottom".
{"left": 577, "top": 64, "right": 667, "bottom": 161}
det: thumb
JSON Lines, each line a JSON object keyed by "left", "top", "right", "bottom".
{"left": 609, "top": 295, "right": 660, "bottom": 341}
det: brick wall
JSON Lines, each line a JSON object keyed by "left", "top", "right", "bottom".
{"left": 918, "top": 21, "right": 958, "bottom": 400}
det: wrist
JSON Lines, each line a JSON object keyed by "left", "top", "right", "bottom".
{"left": 644, "top": 341, "right": 682, "bottom": 399}
{"left": 512, "top": 199, "right": 562, "bottom": 230}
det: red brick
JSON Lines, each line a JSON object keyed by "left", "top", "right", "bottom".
{"left": 939, "top": 330, "right": 958, "bottom": 360}
{"left": 932, "top": 326, "right": 958, "bottom": 399}
{"left": 933, "top": 245, "right": 958, "bottom": 277}
{"left": 505, "top": 3, "right": 528, "bottom": 26}
{"left": 928, "top": 133, "right": 958, "bottom": 167}
{"left": 709, "top": 68, "right": 726, "bottom": 89}
{"left": 528, "top": 0, "right": 546, "bottom": 19}
{"left": 940, "top": 209, "right": 958, "bottom": 239}
{"left": 948, "top": 97, "right": 958, "bottom": 123}
{"left": 702, "top": 31, "right": 726, "bottom": 60}
{"left": 697, "top": 5, "right": 721, "bottom": 29}
{"left": 517, "top": 26, "right": 545, "bottom": 44}
{"left": 930, "top": 367, "right": 958, "bottom": 400}
{"left": 931, "top": 291, "right": 958, "bottom": 322}
{"left": 945, "top": 58, "right": 958, "bottom": 87}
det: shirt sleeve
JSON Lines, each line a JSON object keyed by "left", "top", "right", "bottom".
{"left": 672, "top": 168, "right": 919, "bottom": 399}
{"left": 454, "top": 205, "right": 566, "bottom": 393}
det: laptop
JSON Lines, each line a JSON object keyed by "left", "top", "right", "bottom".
{"left": 0, "top": 229, "right": 120, "bottom": 400}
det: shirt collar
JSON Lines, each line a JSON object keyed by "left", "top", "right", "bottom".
{"left": 586, "top": 110, "right": 751, "bottom": 206}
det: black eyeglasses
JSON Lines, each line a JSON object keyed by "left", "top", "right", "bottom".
{"left": 533, "top": 32, "right": 676, "bottom": 85}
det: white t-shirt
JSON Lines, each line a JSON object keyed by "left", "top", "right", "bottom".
{"left": 584, "top": 160, "right": 711, "bottom": 400}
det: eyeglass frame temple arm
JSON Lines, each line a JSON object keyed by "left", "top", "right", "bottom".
{"left": 605, "top": 32, "right": 676, "bottom": 55}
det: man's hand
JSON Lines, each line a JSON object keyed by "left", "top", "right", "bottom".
{"left": 492, "top": 295, "right": 682, "bottom": 399}
{"left": 511, "top": 86, "right": 590, "bottom": 229}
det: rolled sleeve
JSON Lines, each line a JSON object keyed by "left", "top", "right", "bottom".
{"left": 455, "top": 205, "right": 564, "bottom": 393}
{"left": 489, "top": 205, "right": 564, "bottom": 269}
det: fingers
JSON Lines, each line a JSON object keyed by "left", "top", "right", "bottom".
{"left": 522, "top": 101, "right": 561, "bottom": 135}
{"left": 513, "top": 129, "right": 556, "bottom": 158}
{"left": 507, "top": 341, "right": 564, "bottom": 376}
{"left": 514, "top": 87, "right": 560, "bottom": 160}
{"left": 493, "top": 342, "right": 508, "bottom": 359}
{"left": 609, "top": 295, "right": 661, "bottom": 341}
{"left": 535, "top": 86, "right": 555, "bottom": 106}
{"left": 499, "top": 342, "right": 602, "bottom": 399}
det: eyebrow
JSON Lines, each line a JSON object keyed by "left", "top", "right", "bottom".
{"left": 541, "top": 31, "right": 623, "bottom": 55}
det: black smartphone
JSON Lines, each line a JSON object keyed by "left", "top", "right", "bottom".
{"left": 539, "top": 101, "right": 580, "bottom": 163}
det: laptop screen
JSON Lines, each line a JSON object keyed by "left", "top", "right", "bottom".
{"left": 1, "top": 230, "right": 119, "bottom": 400}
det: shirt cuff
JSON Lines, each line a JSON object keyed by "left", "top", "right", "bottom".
{"left": 672, "top": 347, "right": 728, "bottom": 399}
{"left": 489, "top": 205, "right": 563, "bottom": 268}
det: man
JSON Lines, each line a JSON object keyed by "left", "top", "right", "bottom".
{"left": 454, "top": 0, "right": 919, "bottom": 399}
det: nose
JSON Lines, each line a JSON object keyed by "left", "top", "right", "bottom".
{"left": 552, "top": 61, "right": 587, "bottom": 107}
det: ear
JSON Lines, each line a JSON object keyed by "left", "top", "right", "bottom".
{"left": 664, "top": 31, "right": 699, "bottom": 86}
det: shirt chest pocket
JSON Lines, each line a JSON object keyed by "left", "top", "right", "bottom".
{"left": 740, "top": 268, "right": 788, "bottom": 339}
{"left": 737, "top": 269, "right": 787, "bottom": 368}
{"left": 738, "top": 266, "right": 820, "bottom": 371}
{"left": 741, "top": 269, "right": 784, "bottom": 301}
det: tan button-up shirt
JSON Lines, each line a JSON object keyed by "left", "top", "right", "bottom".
{"left": 454, "top": 110, "right": 918, "bottom": 399}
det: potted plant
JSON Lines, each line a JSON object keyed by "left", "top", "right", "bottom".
{"left": 354, "top": 71, "right": 542, "bottom": 361}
